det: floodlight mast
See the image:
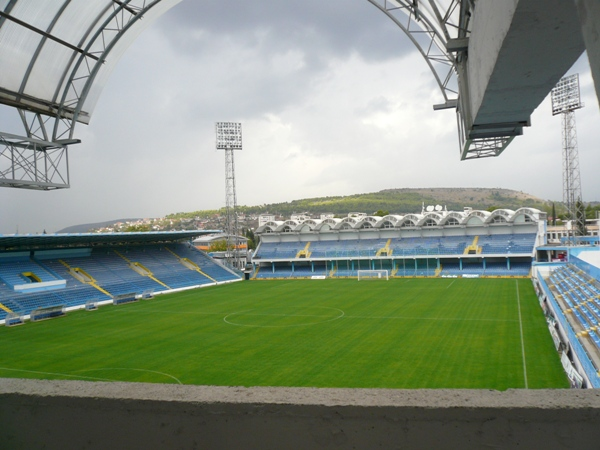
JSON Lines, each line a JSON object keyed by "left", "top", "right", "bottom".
{"left": 215, "top": 122, "right": 242, "bottom": 269}
{"left": 551, "top": 74, "right": 585, "bottom": 240}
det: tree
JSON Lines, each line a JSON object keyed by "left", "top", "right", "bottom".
{"left": 124, "top": 224, "right": 152, "bottom": 232}
{"left": 551, "top": 203, "right": 556, "bottom": 226}
{"left": 374, "top": 210, "right": 389, "bottom": 217}
{"left": 575, "top": 199, "right": 587, "bottom": 237}
{"left": 244, "top": 228, "right": 256, "bottom": 250}
{"left": 208, "top": 240, "right": 228, "bottom": 252}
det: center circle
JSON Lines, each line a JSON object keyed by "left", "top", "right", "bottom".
{"left": 223, "top": 306, "right": 344, "bottom": 328}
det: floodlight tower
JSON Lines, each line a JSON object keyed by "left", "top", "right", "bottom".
{"left": 551, "top": 74, "right": 586, "bottom": 239}
{"left": 215, "top": 122, "right": 242, "bottom": 268}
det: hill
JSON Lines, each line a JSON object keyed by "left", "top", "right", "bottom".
{"left": 169, "top": 187, "right": 552, "bottom": 219}
{"left": 57, "top": 218, "right": 142, "bottom": 234}
{"left": 59, "top": 188, "right": 553, "bottom": 233}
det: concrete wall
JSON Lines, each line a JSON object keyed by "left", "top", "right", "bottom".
{"left": 2, "top": 379, "right": 600, "bottom": 449}
{"left": 575, "top": 0, "right": 600, "bottom": 110}
{"left": 467, "top": 0, "right": 585, "bottom": 127}
{"left": 467, "top": 0, "right": 519, "bottom": 122}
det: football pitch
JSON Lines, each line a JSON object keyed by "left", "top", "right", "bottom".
{"left": 0, "top": 278, "right": 569, "bottom": 389}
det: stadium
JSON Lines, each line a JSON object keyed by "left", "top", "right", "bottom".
{"left": 2, "top": 1, "right": 600, "bottom": 448}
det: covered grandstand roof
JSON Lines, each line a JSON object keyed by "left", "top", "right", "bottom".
{"left": 0, "top": 230, "right": 217, "bottom": 251}
{"left": 255, "top": 208, "right": 545, "bottom": 234}
{"left": 0, "top": 0, "right": 181, "bottom": 124}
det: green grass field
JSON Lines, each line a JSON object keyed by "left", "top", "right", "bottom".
{"left": 0, "top": 278, "right": 569, "bottom": 389}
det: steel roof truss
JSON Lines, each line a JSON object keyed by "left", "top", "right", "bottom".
{"left": 0, "top": 9, "right": 99, "bottom": 61}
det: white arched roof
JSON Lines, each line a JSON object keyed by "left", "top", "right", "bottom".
{"left": 355, "top": 216, "right": 379, "bottom": 229}
{"left": 511, "top": 207, "right": 542, "bottom": 223}
{"left": 484, "top": 209, "right": 512, "bottom": 223}
{"left": 334, "top": 217, "right": 359, "bottom": 230}
{"left": 464, "top": 210, "right": 490, "bottom": 225}
{"left": 398, "top": 214, "right": 422, "bottom": 227}
{"left": 417, "top": 212, "right": 443, "bottom": 227}
{"left": 0, "top": 0, "right": 180, "bottom": 128}
{"left": 438, "top": 211, "right": 465, "bottom": 226}
{"left": 255, "top": 208, "right": 542, "bottom": 236}
{"left": 295, "top": 219, "right": 321, "bottom": 232}
{"left": 374, "top": 215, "right": 403, "bottom": 228}
{"left": 276, "top": 220, "right": 300, "bottom": 233}
{"left": 314, "top": 218, "right": 341, "bottom": 232}
{"left": 255, "top": 221, "right": 284, "bottom": 233}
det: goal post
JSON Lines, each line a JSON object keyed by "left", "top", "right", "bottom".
{"left": 357, "top": 269, "right": 389, "bottom": 280}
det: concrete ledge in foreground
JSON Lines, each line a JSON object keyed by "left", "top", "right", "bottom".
{"left": 2, "top": 379, "right": 600, "bottom": 449}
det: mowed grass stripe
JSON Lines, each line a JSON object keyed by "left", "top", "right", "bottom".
{"left": 0, "top": 279, "right": 569, "bottom": 389}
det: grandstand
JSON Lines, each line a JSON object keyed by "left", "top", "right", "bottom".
{"left": 0, "top": 231, "right": 242, "bottom": 324}
{"left": 249, "top": 205, "right": 600, "bottom": 389}
{"left": 252, "top": 207, "right": 542, "bottom": 280}
{"left": 535, "top": 247, "right": 600, "bottom": 389}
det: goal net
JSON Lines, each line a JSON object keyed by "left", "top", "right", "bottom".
{"left": 357, "top": 269, "right": 389, "bottom": 280}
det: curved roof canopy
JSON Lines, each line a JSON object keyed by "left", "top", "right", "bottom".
{"left": 255, "top": 208, "right": 545, "bottom": 234}
{"left": 0, "top": 0, "right": 180, "bottom": 190}
{"left": 0, "top": 230, "right": 213, "bottom": 251}
{"left": 0, "top": 0, "right": 180, "bottom": 126}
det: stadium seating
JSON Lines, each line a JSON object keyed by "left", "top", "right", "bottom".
{"left": 0, "top": 244, "right": 240, "bottom": 322}
{"left": 255, "top": 234, "right": 536, "bottom": 260}
{"left": 0, "top": 260, "right": 60, "bottom": 288}
{"left": 253, "top": 233, "right": 534, "bottom": 280}
{"left": 478, "top": 233, "right": 536, "bottom": 254}
{"left": 547, "top": 264, "right": 600, "bottom": 353}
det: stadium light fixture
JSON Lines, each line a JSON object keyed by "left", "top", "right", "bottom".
{"left": 215, "top": 122, "right": 243, "bottom": 150}
{"left": 215, "top": 122, "right": 242, "bottom": 269}
{"left": 551, "top": 74, "right": 583, "bottom": 115}
{"left": 551, "top": 74, "right": 586, "bottom": 239}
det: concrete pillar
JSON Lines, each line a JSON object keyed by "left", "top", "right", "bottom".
{"left": 574, "top": 0, "right": 600, "bottom": 109}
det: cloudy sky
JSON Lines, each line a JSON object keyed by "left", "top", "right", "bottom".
{"left": 1, "top": 0, "right": 599, "bottom": 234}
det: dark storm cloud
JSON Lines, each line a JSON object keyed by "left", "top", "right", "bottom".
{"left": 149, "top": 0, "right": 419, "bottom": 123}
{"left": 1, "top": 1, "right": 599, "bottom": 234}
{"left": 160, "top": 0, "right": 413, "bottom": 63}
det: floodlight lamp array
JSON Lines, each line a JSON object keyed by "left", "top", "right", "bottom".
{"left": 551, "top": 74, "right": 582, "bottom": 115}
{"left": 215, "top": 122, "right": 243, "bottom": 150}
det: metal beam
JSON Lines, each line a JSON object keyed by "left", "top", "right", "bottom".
{"left": 446, "top": 37, "right": 469, "bottom": 52}
{"left": 0, "top": 132, "right": 80, "bottom": 150}
{"left": 0, "top": 10, "right": 99, "bottom": 61}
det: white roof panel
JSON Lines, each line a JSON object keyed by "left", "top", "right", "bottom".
{"left": 0, "top": 0, "right": 181, "bottom": 125}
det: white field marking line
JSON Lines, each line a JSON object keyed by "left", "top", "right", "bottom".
{"left": 343, "top": 315, "right": 516, "bottom": 323}
{"left": 127, "top": 309, "right": 229, "bottom": 316}
{"left": 228, "top": 312, "right": 339, "bottom": 318}
{"left": 73, "top": 368, "right": 182, "bottom": 385}
{"left": 516, "top": 280, "right": 528, "bottom": 389}
{"left": 223, "top": 307, "right": 345, "bottom": 328}
{"left": 446, "top": 280, "right": 456, "bottom": 289}
{"left": 0, "top": 367, "right": 115, "bottom": 382}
